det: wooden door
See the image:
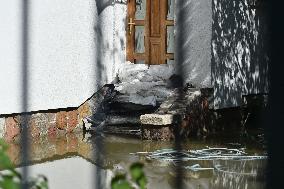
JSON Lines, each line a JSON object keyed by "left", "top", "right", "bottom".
{"left": 126, "top": 0, "right": 175, "bottom": 65}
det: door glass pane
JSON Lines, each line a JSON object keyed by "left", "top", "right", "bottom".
{"left": 167, "top": 0, "right": 175, "bottom": 20}
{"left": 135, "top": 60, "right": 145, "bottom": 64}
{"left": 167, "top": 26, "right": 174, "bottom": 53}
{"left": 167, "top": 59, "right": 174, "bottom": 65}
{"left": 135, "top": 0, "right": 146, "bottom": 20}
{"left": 135, "top": 26, "right": 145, "bottom": 53}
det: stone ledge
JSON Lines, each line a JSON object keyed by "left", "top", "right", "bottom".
{"left": 140, "top": 88, "right": 211, "bottom": 140}
{"left": 140, "top": 114, "right": 173, "bottom": 125}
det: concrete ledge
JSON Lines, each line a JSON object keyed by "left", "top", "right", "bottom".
{"left": 140, "top": 114, "right": 173, "bottom": 125}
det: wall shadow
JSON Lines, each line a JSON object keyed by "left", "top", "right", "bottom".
{"left": 212, "top": 0, "right": 270, "bottom": 109}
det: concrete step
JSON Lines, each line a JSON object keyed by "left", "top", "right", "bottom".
{"left": 103, "top": 125, "right": 141, "bottom": 136}
{"left": 105, "top": 114, "right": 140, "bottom": 126}
{"left": 140, "top": 114, "right": 174, "bottom": 126}
{"left": 140, "top": 89, "right": 201, "bottom": 125}
{"left": 109, "top": 94, "right": 158, "bottom": 113}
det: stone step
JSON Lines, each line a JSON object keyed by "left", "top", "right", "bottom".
{"left": 112, "top": 94, "right": 156, "bottom": 106}
{"left": 103, "top": 126, "right": 141, "bottom": 136}
{"left": 109, "top": 102, "right": 156, "bottom": 113}
{"left": 140, "top": 89, "right": 201, "bottom": 126}
{"left": 140, "top": 114, "right": 174, "bottom": 125}
{"left": 109, "top": 94, "right": 157, "bottom": 113}
{"left": 105, "top": 115, "right": 140, "bottom": 126}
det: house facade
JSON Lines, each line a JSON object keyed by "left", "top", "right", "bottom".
{"left": 0, "top": 0, "right": 126, "bottom": 115}
{"left": 0, "top": 0, "right": 269, "bottom": 138}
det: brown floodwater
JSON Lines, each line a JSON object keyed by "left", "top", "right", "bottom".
{"left": 5, "top": 130, "right": 267, "bottom": 189}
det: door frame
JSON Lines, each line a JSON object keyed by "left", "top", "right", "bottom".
{"left": 126, "top": 0, "right": 174, "bottom": 65}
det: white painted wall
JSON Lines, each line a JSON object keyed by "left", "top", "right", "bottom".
{"left": 175, "top": 0, "right": 212, "bottom": 88}
{"left": 0, "top": 0, "right": 126, "bottom": 114}
{"left": 212, "top": 0, "right": 269, "bottom": 109}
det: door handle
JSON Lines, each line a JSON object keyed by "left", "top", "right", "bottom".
{"left": 128, "top": 18, "right": 135, "bottom": 35}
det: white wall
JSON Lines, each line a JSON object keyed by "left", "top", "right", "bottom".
{"left": 0, "top": 0, "right": 126, "bottom": 115}
{"left": 175, "top": 0, "right": 212, "bottom": 88}
{"left": 212, "top": 0, "right": 270, "bottom": 109}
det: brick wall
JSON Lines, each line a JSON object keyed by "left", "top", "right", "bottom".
{"left": 0, "top": 98, "right": 94, "bottom": 142}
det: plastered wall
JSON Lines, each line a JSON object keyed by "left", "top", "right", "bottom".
{"left": 0, "top": 0, "right": 126, "bottom": 114}
{"left": 0, "top": 0, "right": 269, "bottom": 114}
{"left": 212, "top": 0, "right": 270, "bottom": 109}
{"left": 175, "top": 0, "right": 212, "bottom": 88}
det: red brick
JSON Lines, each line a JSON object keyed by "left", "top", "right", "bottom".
{"left": 78, "top": 103, "right": 91, "bottom": 124}
{"left": 30, "top": 113, "right": 56, "bottom": 134}
{"left": 47, "top": 126, "right": 58, "bottom": 140}
{"left": 6, "top": 143, "right": 20, "bottom": 165}
{"left": 56, "top": 111, "right": 67, "bottom": 130}
{"left": 66, "top": 133, "right": 78, "bottom": 152}
{"left": 56, "top": 137, "right": 67, "bottom": 155}
{"left": 67, "top": 110, "right": 78, "bottom": 132}
{"left": 29, "top": 119, "right": 40, "bottom": 138}
{"left": 4, "top": 117, "right": 20, "bottom": 142}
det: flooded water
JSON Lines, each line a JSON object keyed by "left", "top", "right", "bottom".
{"left": 5, "top": 131, "right": 267, "bottom": 189}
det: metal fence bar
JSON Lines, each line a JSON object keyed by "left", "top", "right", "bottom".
{"left": 266, "top": 1, "right": 283, "bottom": 189}
{"left": 174, "top": 0, "right": 186, "bottom": 188}
{"left": 93, "top": 1, "right": 106, "bottom": 188}
{"left": 21, "top": 0, "right": 30, "bottom": 188}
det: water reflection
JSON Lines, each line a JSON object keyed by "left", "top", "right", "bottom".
{"left": 18, "top": 157, "right": 112, "bottom": 189}
{"left": 213, "top": 160, "right": 266, "bottom": 189}
{"left": 5, "top": 132, "right": 266, "bottom": 189}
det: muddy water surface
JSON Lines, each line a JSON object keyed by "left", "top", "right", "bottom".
{"left": 7, "top": 131, "right": 267, "bottom": 189}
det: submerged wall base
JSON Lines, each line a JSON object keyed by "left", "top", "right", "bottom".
{"left": 0, "top": 85, "right": 112, "bottom": 142}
